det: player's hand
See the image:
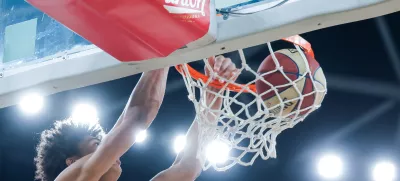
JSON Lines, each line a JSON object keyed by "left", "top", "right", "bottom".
{"left": 205, "top": 55, "right": 239, "bottom": 82}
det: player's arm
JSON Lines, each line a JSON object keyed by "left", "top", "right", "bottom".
{"left": 79, "top": 68, "right": 169, "bottom": 181}
{"left": 150, "top": 121, "right": 202, "bottom": 181}
{"left": 151, "top": 56, "right": 238, "bottom": 181}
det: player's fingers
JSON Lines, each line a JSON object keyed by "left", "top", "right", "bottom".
{"left": 219, "top": 58, "right": 232, "bottom": 74}
{"left": 233, "top": 69, "right": 241, "bottom": 78}
{"left": 207, "top": 56, "right": 215, "bottom": 67}
{"left": 221, "top": 63, "right": 236, "bottom": 80}
{"left": 205, "top": 56, "right": 215, "bottom": 76}
{"left": 213, "top": 55, "right": 224, "bottom": 72}
{"left": 231, "top": 69, "right": 241, "bottom": 81}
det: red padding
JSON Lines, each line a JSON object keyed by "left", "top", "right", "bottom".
{"left": 26, "top": 0, "right": 212, "bottom": 62}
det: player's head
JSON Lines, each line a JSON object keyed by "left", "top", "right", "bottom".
{"left": 34, "top": 118, "right": 119, "bottom": 181}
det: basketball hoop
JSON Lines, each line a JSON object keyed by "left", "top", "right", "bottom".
{"left": 175, "top": 35, "right": 326, "bottom": 171}
{"left": 175, "top": 35, "right": 314, "bottom": 92}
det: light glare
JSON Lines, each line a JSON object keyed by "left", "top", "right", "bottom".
{"left": 317, "top": 154, "right": 343, "bottom": 179}
{"left": 135, "top": 130, "right": 147, "bottom": 143}
{"left": 71, "top": 104, "right": 98, "bottom": 125}
{"left": 206, "top": 140, "right": 230, "bottom": 164}
{"left": 19, "top": 93, "right": 44, "bottom": 114}
{"left": 174, "top": 135, "right": 186, "bottom": 154}
{"left": 373, "top": 161, "right": 396, "bottom": 181}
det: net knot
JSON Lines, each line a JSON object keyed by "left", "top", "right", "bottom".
{"left": 188, "top": 94, "right": 195, "bottom": 101}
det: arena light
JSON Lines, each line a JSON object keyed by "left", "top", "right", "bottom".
{"left": 372, "top": 161, "right": 396, "bottom": 181}
{"left": 19, "top": 93, "right": 44, "bottom": 114}
{"left": 206, "top": 140, "right": 230, "bottom": 164}
{"left": 317, "top": 154, "right": 344, "bottom": 179}
{"left": 135, "top": 130, "right": 147, "bottom": 143}
{"left": 71, "top": 103, "right": 98, "bottom": 125}
{"left": 174, "top": 135, "right": 186, "bottom": 154}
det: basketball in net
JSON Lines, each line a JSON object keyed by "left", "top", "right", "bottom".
{"left": 175, "top": 35, "right": 327, "bottom": 171}
{"left": 256, "top": 48, "right": 326, "bottom": 117}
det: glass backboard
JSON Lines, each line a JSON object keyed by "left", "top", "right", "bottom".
{"left": 0, "top": 0, "right": 93, "bottom": 71}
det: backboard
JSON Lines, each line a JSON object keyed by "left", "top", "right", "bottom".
{"left": 0, "top": 0, "right": 399, "bottom": 108}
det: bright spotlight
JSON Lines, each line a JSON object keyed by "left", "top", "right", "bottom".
{"left": 373, "top": 161, "right": 396, "bottom": 181}
{"left": 206, "top": 140, "right": 230, "bottom": 164}
{"left": 19, "top": 93, "right": 44, "bottom": 114}
{"left": 317, "top": 154, "right": 343, "bottom": 179}
{"left": 174, "top": 135, "right": 186, "bottom": 154}
{"left": 135, "top": 130, "right": 147, "bottom": 143}
{"left": 71, "top": 104, "right": 98, "bottom": 125}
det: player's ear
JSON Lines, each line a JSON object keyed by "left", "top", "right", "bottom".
{"left": 66, "top": 157, "right": 77, "bottom": 166}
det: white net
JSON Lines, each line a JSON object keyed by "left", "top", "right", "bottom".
{"left": 178, "top": 40, "right": 327, "bottom": 171}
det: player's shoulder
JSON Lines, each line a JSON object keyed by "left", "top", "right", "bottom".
{"left": 55, "top": 154, "right": 93, "bottom": 181}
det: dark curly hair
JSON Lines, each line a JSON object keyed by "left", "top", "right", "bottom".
{"left": 34, "top": 119, "right": 105, "bottom": 181}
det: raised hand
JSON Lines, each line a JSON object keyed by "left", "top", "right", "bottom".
{"left": 205, "top": 55, "right": 239, "bottom": 83}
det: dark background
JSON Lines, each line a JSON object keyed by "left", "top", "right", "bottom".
{"left": 1, "top": 11, "right": 400, "bottom": 181}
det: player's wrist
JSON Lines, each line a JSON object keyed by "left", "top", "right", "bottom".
{"left": 146, "top": 67, "right": 169, "bottom": 75}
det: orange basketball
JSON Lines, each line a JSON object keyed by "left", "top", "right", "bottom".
{"left": 255, "top": 49, "right": 327, "bottom": 117}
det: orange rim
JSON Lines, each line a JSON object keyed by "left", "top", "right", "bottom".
{"left": 175, "top": 35, "right": 314, "bottom": 93}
